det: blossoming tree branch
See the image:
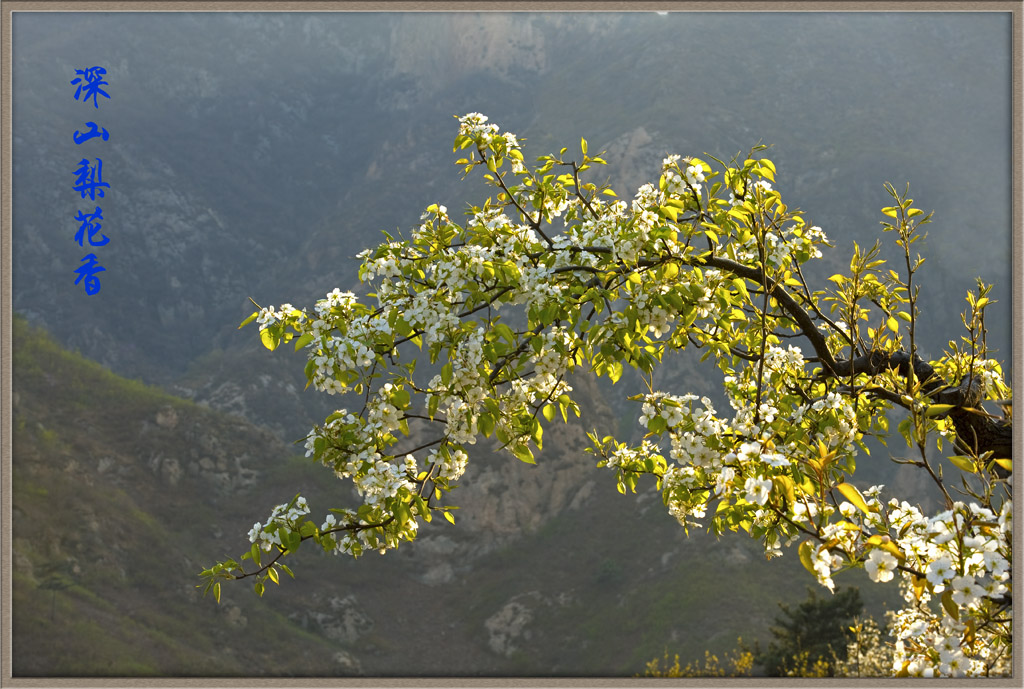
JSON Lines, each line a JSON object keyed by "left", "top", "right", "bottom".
{"left": 201, "top": 114, "right": 1012, "bottom": 677}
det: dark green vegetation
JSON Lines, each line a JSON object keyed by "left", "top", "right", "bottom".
{"left": 756, "top": 587, "right": 864, "bottom": 676}
{"left": 10, "top": 10, "right": 1011, "bottom": 677}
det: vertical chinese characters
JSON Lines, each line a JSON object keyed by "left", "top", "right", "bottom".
{"left": 70, "top": 67, "right": 112, "bottom": 295}
{"left": 70, "top": 66, "right": 111, "bottom": 109}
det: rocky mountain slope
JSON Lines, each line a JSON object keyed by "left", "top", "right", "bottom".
{"left": 10, "top": 10, "right": 1010, "bottom": 677}
{"left": 11, "top": 315, "right": 905, "bottom": 676}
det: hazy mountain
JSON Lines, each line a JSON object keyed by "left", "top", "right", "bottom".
{"left": 10, "top": 10, "right": 1011, "bottom": 677}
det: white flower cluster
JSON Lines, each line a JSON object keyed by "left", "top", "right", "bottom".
{"left": 456, "top": 114, "right": 526, "bottom": 173}
{"left": 737, "top": 439, "right": 791, "bottom": 468}
{"left": 729, "top": 222, "right": 827, "bottom": 269}
{"left": 662, "top": 464, "right": 707, "bottom": 526}
{"left": 430, "top": 446, "right": 469, "bottom": 482}
{"left": 889, "top": 561, "right": 1010, "bottom": 676}
{"left": 408, "top": 291, "right": 461, "bottom": 348}
{"left": 810, "top": 498, "right": 1015, "bottom": 677}
{"left": 422, "top": 330, "right": 489, "bottom": 445}
{"left": 601, "top": 439, "right": 659, "bottom": 471}
{"left": 302, "top": 288, "right": 386, "bottom": 396}
{"left": 808, "top": 391, "right": 858, "bottom": 450}
{"left": 763, "top": 344, "right": 805, "bottom": 374}
{"left": 532, "top": 326, "right": 576, "bottom": 378}
{"left": 248, "top": 496, "right": 310, "bottom": 552}
{"left": 661, "top": 155, "right": 705, "bottom": 198}
{"left": 458, "top": 112, "right": 499, "bottom": 142}
{"left": 691, "top": 268, "right": 724, "bottom": 320}
{"left": 353, "top": 458, "right": 416, "bottom": 505}
{"left": 804, "top": 541, "right": 844, "bottom": 593}
{"left": 321, "top": 507, "right": 416, "bottom": 558}
{"left": 257, "top": 302, "right": 303, "bottom": 328}
{"left": 513, "top": 263, "right": 563, "bottom": 311}
{"left": 361, "top": 241, "right": 406, "bottom": 282}
{"left": 304, "top": 394, "right": 415, "bottom": 510}
{"left": 973, "top": 358, "right": 1007, "bottom": 396}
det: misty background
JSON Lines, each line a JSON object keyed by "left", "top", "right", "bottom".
{"left": 10, "top": 10, "right": 1013, "bottom": 676}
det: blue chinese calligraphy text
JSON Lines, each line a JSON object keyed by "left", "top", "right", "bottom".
{"left": 74, "top": 253, "right": 106, "bottom": 295}
{"left": 70, "top": 66, "right": 111, "bottom": 108}
{"left": 73, "top": 122, "right": 110, "bottom": 145}
{"left": 74, "top": 207, "right": 109, "bottom": 247}
{"left": 73, "top": 158, "right": 110, "bottom": 201}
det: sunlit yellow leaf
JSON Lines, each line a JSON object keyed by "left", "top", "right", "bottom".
{"left": 948, "top": 454, "right": 976, "bottom": 473}
{"left": 835, "top": 482, "right": 871, "bottom": 514}
{"left": 912, "top": 574, "right": 926, "bottom": 601}
{"left": 924, "top": 404, "right": 956, "bottom": 418}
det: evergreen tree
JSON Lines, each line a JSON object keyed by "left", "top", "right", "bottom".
{"left": 759, "top": 587, "right": 863, "bottom": 676}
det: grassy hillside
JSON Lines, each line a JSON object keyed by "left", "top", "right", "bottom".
{"left": 10, "top": 314, "right": 903, "bottom": 676}
{"left": 10, "top": 315, "right": 353, "bottom": 675}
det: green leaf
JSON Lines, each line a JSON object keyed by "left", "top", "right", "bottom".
{"left": 267, "top": 567, "right": 279, "bottom": 585}
{"left": 607, "top": 360, "right": 624, "bottom": 384}
{"left": 580, "top": 137, "right": 588, "bottom": 155}
{"left": 924, "top": 404, "right": 956, "bottom": 418}
{"left": 477, "top": 412, "right": 495, "bottom": 438}
{"left": 798, "top": 541, "right": 816, "bottom": 575}
{"left": 392, "top": 388, "right": 411, "bottom": 409}
{"left": 542, "top": 404, "right": 556, "bottom": 423}
{"left": 292, "top": 332, "right": 314, "bottom": 351}
{"left": 260, "top": 328, "right": 281, "bottom": 351}
{"left": 512, "top": 444, "right": 535, "bottom": 464}
{"left": 213, "top": 581, "right": 221, "bottom": 604}
{"left": 395, "top": 501, "right": 413, "bottom": 526}
{"left": 558, "top": 394, "right": 572, "bottom": 422}
{"left": 239, "top": 311, "right": 259, "bottom": 329}
{"left": 493, "top": 322, "right": 515, "bottom": 344}
{"left": 443, "top": 511, "right": 456, "bottom": 525}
